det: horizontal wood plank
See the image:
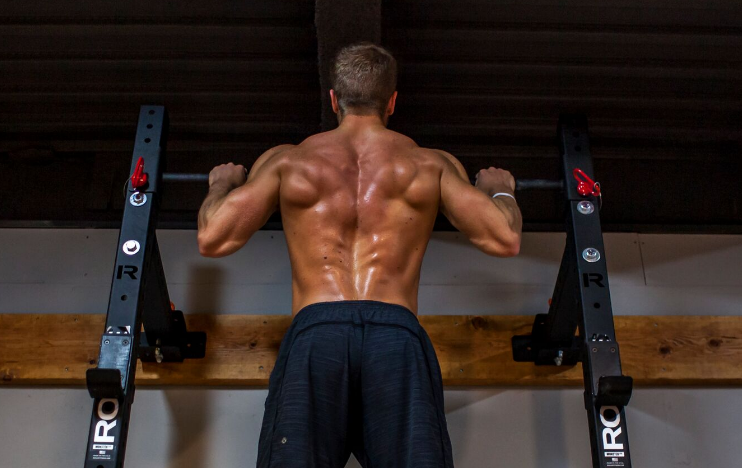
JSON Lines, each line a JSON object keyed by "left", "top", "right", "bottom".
{"left": 1, "top": 0, "right": 740, "bottom": 23}
{"left": 384, "top": 3, "right": 742, "bottom": 30}
{"left": 0, "top": 25, "right": 316, "bottom": 60}
{"left": 0, "top": 93, "right": 735, "bottom": 120}
{"left": 0, "top": 1, "right": 314, "bottom": 23}
{"left": 2, "top": 119, "right": 740, "bottom": 143}
{"left": 2, "top": 61, "right": 740, "bottom": 99}
{"left": 1, "top": 314, "right": 740, "bottom": 387}
{"left": 385, "top": 29, "right": 742, "bottom": 65}
{"left": 0, "top": 60, "right": 319, "bottom": 93}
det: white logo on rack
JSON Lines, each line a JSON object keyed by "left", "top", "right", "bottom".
{"left": 94, "top": 398, "right": 119, "bottom": 444}
{"left": 600, "top": 406, "right": 624, "bottom": 451}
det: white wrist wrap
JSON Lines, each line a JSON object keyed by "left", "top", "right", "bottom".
{"left": 492, "top": 192, "right": 516, "bottom": 201}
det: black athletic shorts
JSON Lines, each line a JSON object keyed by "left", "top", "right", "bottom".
{"left": 256, "top": 300, "right": 455, "bottom": 468}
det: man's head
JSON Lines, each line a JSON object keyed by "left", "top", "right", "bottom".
{"left": 330, "top": 42, "right": 398, "bottom": 125}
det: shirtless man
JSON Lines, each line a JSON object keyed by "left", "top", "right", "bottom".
{"left": 197, "top": 43, "right": 522, "bottom": 468}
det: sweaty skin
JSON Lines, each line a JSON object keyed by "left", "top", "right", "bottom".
{"left": 198, "top": 116, "right": 522, "bottom": 317}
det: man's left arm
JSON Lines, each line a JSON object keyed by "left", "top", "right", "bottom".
{"left": 197, "top": 145, "right": 291, "bottom": 257}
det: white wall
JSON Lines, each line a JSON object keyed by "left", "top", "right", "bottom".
{"left": 1, "top": 230, "right": 741, "bottom": 467}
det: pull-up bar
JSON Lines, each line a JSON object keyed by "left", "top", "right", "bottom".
{"left": 162, "top": 173, "right": 209, "bottom": 183}
{"left": 161, "top": 172, "right": 564, "bottom": 191}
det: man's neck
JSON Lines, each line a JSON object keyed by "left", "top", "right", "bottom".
{"left": 336, "top": 113, "right": 388, "bottom": 132}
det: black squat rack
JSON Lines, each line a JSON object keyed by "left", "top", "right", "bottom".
{"left": 84, "top": 106, "right": 632, "bottom": 468}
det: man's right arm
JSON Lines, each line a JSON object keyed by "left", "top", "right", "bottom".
{"left": 436, "top": 150, "right": 522, "bottom": 257}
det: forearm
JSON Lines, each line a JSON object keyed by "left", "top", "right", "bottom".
{"left": 477, "top": 183, "right": 522, "bottom": 234}
{"left": 197, "top": 182, "right": 232, "bottom": 232}
{"left": 441, "top": 158, "right": 522, "bottom": 256}
{"left": 491, "top": 196, "right": 523, "bottom": 235}
{"left": 470, "top": 183, "right": 522, "bottom": 257}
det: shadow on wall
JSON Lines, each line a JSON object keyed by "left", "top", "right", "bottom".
{"left": 185, "top": 265, "right": 223, "bottom": 314}
{"left": 162, "top": 266, "right": 223, "bottom": 468}
{"left": 532, "top": 390, "right": 568, "bottom": 468}
{"left": 164, "top": 389, "right": 213, "bottom": 468}
{"left": 443, "top": 388, "right": 507, "bottom": 414}
{"left": 628, "top": 389, "right": 710, "bottom": 467}
{"left": 639, "top": 234, "right": 742, "bottom": 287}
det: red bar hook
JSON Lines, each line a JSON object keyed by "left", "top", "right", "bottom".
{"left": 573, "top": 168, "right": 601, "bottom": 197}
{"left": 130, "top": 157, "right": 148, "bottom": 190}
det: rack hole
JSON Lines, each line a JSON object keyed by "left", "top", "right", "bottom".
{"left": 121, "top": 295, "right": 128, "bottom": 301}
{"left": 148, "top": 109, "right": 155, "bottom": 115}
{"left": 602, "top": 407, "right": 617, "bottom": 420}
{"left": 144, "top": 138, "right": 151, "bottom": 143}
{"left": 147, "top": 124, "right": 153, "bottom": 129}
{"left": 594, "top": 302, "right": 600, "bottom": 308}
{"left": 101, "top": 401, "right": 116, "bottom": 415}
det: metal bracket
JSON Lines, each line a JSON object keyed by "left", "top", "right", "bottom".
{"left": 138, "top": 310, "right": 207, "bottom": 363}
{"left": 512, "top": 314, "right": 582, "bottom": 366}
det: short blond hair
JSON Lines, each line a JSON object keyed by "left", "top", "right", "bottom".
{"left": 331, "top": 42, "right": 397, "bottom": 118}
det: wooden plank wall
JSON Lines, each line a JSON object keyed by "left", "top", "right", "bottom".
{"left": 2, "top": 313, "right": 741, "bottom": 387}
{"left": 1, "top": 0, "right": 741, "bottom": 229}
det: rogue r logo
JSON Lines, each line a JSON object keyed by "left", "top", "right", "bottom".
{"left": 116, "top": 265, "right": 138, "bottom": 280}
{"left": 583, "top": 273, "right": 605, "bottom": 288}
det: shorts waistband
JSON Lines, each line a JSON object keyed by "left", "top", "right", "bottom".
{"left": 292, "top": 300, "right": 420, "bottom": 330}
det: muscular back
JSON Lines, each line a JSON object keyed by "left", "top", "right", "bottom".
{"left": 279, "top": 128, "right": 442, "bottom": 315}
{"left": 198, "top": 120, "right": 521, "bottom": 317}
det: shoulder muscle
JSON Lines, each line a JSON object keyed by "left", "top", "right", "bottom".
{"left": 425, "top": 148, "right": 468, "bottom": 181}
{"left": 247, "top": 144, "right": 294, "bottom": 181}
